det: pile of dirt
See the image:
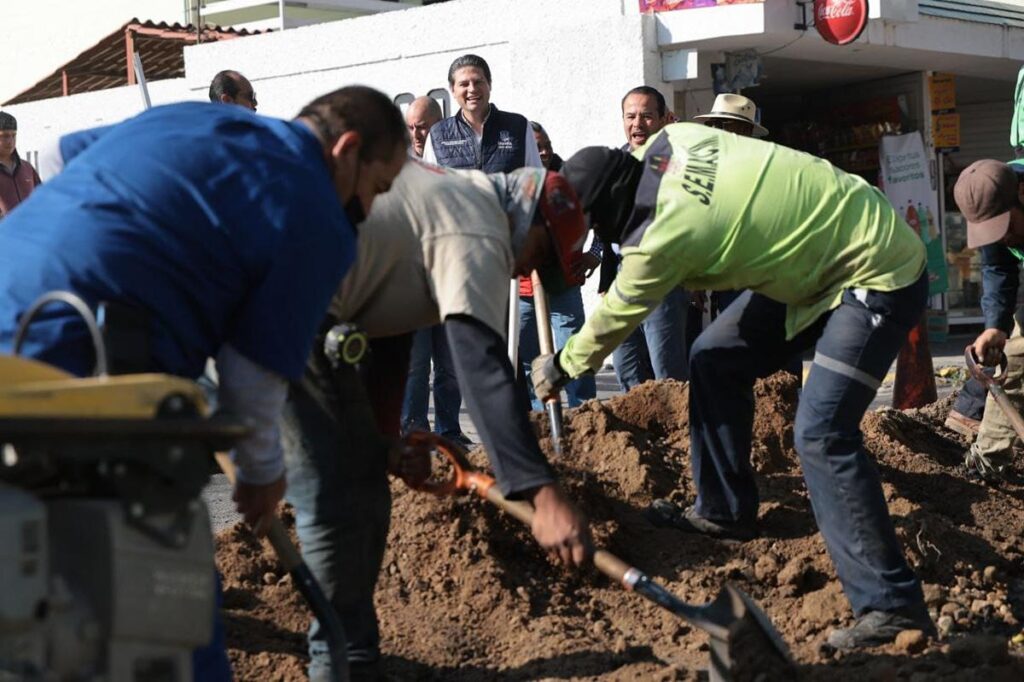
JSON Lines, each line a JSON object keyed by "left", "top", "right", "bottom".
{"left": 217, "top": 376, "right": 1024, "bottom": 680}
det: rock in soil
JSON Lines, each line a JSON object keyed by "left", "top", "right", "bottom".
{"left": 216, "top": 378, "right": 1024, "bottom": 680}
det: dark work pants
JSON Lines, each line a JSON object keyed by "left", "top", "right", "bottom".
{"left": 688, "top": 273, "right": 928, "bottom": 615}
{"left": 281, "top": 350, "right": 391, "bottom": 679}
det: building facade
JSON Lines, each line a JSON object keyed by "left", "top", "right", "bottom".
{"left": 5, "top": 0, "right": 1024, "bottom": 327}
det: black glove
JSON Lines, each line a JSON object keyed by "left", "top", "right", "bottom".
{"left": 531, "top": 352, "right": 570, "bottom": 401}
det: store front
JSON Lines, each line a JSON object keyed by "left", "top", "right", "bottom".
{"left": 652, "top": 0, "right": 1024, "bottom": 333}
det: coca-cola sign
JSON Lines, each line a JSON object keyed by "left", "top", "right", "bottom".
{"left": 814, "top": 0, "right": 868, "bottom": 46}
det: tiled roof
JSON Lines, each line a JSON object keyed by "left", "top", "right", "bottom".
{"left": 4, "top": 19, "right": 267, "bottom": 105}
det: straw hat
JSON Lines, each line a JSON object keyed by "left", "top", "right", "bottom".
{"left": 693, "top": 93, "right": 768, "bottom": 138}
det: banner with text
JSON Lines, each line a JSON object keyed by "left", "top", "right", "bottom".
{"left": 880, "top": 132, "right": 948, "bottom": 295}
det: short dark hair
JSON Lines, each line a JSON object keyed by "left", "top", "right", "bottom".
{"left": 448, "top": 54, "right": 492, "bottom": 86}
{"left": 529, "top": 121, "right": 546, "bottom": 134}
{"left": 621, "top": 86, "right": 667, "bottom": 117}
{"left": 209, "top": 70, "right": 245, "bottom": 103}
{"left": 297, "top": 85, "right": 408, "bottom": 162}
{"left": 0, "top": 112, "right": 16, "bottom": 131}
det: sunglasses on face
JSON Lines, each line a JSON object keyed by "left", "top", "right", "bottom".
{"left": 705, "top": 119, "right": 752, "bottom": 134}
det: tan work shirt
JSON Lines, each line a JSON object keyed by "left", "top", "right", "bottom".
{"left": 329, "top": 159, "right": 514, "bottom": 339}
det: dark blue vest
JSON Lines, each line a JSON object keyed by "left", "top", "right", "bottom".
{"left": 428, "top": 105, "right": 528, "bottom": 172}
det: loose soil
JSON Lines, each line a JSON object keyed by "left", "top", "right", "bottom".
{"left": 217, "top": 375, "right": 1024, "bottom": 680}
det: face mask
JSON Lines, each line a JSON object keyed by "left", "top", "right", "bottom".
{"left": 344, "top": 195, "right": 366, "bottom": 226}
{"left": 342, "top": 162, "right": 366, "bottom": 226}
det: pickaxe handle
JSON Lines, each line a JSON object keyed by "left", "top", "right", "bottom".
{"left": 214, "top": 453, "right": 347, "bottom": 682}
{"left": 530, "top": 271, "right": 564, "bottom": 455}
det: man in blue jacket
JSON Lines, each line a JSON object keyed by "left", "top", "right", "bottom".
{"left": 0, "top": 86, "right": 408, "bottom": 680}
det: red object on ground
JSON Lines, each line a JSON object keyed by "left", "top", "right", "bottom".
{"left": 892, "top": 316, "right": 937, "bottom": 409}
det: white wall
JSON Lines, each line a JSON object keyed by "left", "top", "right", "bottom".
{"left": 183, "top": 0, "right": 649, "bottom": 155}
{"left": 4, "top": 79, "right": 196, "bottom": 162}
{"left": 0, "top": 0, "right": 185, "bottom": 105}
{"left": 181, "top": 0, "right": 651, "bottom": 338}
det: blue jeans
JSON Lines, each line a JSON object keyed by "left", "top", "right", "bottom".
{"left": 613, "top": 286, "right": 690, "bottom": 390}
{"left": 192, "top": 572, "right": 232, "bottom": 682}
{"left": 519, "top": 288, "right": 597, "bottom": 410}
{"left": 688, "top": 274, "right": 928, "bottom": 615}
{"left": 281, "top": 350, "right": 391, "bottom": 679}
{"left": 400, "top": 324, "right": 463, "bottom": 436}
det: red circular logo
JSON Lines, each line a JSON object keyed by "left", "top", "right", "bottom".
{"left": 814, "top": 0, "right": 869, "bottom": 46}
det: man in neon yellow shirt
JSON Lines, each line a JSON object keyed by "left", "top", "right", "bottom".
{"left": 532, "top": 123, "right": 934, "bottom": 649}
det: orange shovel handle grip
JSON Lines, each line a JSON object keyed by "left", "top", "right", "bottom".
{"left": 402, "top": 431, "right": 496, "bottom": 499}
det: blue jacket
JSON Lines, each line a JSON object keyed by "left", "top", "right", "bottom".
{"left": 428, "top": 105, "right": 528, "bottom": 172}
{"left": 0, "top": 103, "right": 354, "bottom": 381}
{"left": 980, "top": 161, "right": 1024, "bottom": 332}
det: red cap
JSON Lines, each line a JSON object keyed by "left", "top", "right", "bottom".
{"left": 537, "top": 171, "right": 587, "bottom": 288}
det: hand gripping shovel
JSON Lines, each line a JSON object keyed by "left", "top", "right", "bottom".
{"left": 405, "top": 432, "right": 796, "bottom": 682}
{"left": 964, "top": 347, "right": 1019, "bottom": 477}
{"left": 530, "top": 270, "right": 565, "bottom": 456}
{"left": 215, "top": 454, "right": 348, "bottom": 682}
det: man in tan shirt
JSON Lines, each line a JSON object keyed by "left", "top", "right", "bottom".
{"left": 282, "top": 160, "right": 592, "bottom": 681}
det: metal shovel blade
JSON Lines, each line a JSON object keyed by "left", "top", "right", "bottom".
{"left": 706, "top": 585, "right": 796, "bottom": 682}
{"left": 628, "top": 572, "right": 795, "bottom": 681}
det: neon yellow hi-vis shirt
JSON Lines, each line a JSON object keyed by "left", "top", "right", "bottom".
{"left": 559, "top": 123, "right": 927, "bottom": 378}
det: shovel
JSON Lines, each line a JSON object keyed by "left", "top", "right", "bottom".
{"left": 405, "top": 432, "right": 796, "bottom": 682}
{"left": 215, "top": 453, "right": 348, "bottom": 682}
{"left": 530, "top": 271, "right": 564, "bottom": 456}
{"left": 964, "top": 346, "right": 1020, "bottom": 478}
{"left": 964, "top": 346, "right": 1019, "bottom": 435}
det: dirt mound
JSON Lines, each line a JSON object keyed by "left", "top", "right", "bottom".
{"left": 217, "top": 378, "right": 1024, "bottom": 680}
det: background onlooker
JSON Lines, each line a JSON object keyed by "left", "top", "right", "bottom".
{"left": 405, "top": 96, "right": 442, "bottom": 158}
{"left": 209, "top": 70, "right": 258, "bottom": 111}
{"left": 693, "top": 94, "right": 768, "bottom": 319}
{"left": 0, "top": 112, "right": 41, "bottom": 219}
{"left": 532, "top": 120, "right": 562, "bottom": 171}
{"left": 602, "top": 86, "right": 690, "bottom": 391}
{"left": 420, "top": 54, "right": 541, "bottom": 441}
{"left": 399, "top": 96, "right": 466, "bottom": 441}
{"left": 518, "top": 121, "right": 598, "bottom": 409}
{"left": 422, "top": 54, "right": 542, "bottom": 170}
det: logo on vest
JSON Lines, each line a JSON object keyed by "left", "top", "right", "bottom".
{"left": 441, "top": 139, "right": 468, "bottom": 146}
{"left": 497, "top": 130, "right": 515, "bottom": 151}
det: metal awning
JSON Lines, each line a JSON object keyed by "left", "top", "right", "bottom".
{"left": 920, "top": 0, "right": 1024, "bottom": 29}
{"left": 3, "top": 19, "right": 267, "bottom": 105}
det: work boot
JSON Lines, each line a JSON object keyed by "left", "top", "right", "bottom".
{"left": 441, "top": 431, "right": 474, "bottom": 449}
{"left": 959, "top": 443, "right": 1005, "bottom": 482}
{"left": 944, "top": 409, "right": 980, "bottom": 438}
{"left": 350, "top": 659, "right": 387, "bottom": 682}
{"left": 645, "top": 499, "right": 757, "bottom": 541}
{"left": 826, "top": 604, "right": 936, "bottom": 650}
